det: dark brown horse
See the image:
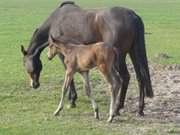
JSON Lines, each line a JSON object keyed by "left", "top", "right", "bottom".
{"left": 21, "top": 1, "right": 153, "bottom": 116}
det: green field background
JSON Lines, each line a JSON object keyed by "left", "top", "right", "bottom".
{"left": 0, "top": 0, "right": 180, "bottom": 135}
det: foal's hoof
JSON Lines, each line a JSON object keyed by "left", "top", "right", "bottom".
{"left": 53, "top": 111, "right": 60, "bottom": 116}
{"left": 107, "top": 116, "right": 114, "bottom": 123}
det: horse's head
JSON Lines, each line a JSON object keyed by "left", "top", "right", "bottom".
{"left": 21, "top": 45, "right": 42, "bottom": 89}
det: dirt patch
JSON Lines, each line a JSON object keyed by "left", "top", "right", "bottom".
{"left": 124, "top": 64, "right": 180, "bottom": 124}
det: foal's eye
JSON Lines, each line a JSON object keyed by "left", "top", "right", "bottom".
{"left": 49, "top": 45, "right": 54, "bottom": 49}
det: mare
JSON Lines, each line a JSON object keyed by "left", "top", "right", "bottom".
{"left": 21, "top": 1, "right": 153, "bottom": 116}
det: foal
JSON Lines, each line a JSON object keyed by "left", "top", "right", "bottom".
{"left": 47, "top": 36, "right": 121, "bottom": 122}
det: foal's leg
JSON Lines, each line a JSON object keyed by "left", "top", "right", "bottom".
{"left": 58, "top": 54, "right": 77, "bottom": 108}
{"left": 81, "top": 72, "right": 99, "bottom": 119}
{"left": 99, "top": 66, "right": 117, "bottom": 122}
{"left": 106, "top": 74, "right": 117, "bottom": 123}
{"left": 111, "top": 68, "right": 122, "bottom": 116}
{"left": 54, "top": 70, "right": 73, "bottom": 116}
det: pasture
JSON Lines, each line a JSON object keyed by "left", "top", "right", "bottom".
{"left": 0, "top": 0, "right": 180, "bottom": 135}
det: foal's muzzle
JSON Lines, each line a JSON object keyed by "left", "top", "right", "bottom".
{"left": 48, "top": 56, "right": 53, "bottom": 61}
{"left": 47, "top": 52, "right": 53, "bottom": 60}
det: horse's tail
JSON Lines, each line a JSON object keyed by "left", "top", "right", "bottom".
{"left": 131, "top": 15, "right": 154, "bottom": 98}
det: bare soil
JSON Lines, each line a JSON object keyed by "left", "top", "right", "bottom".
{"left": 124, "top": 64, "right": 180, "bottom": 124}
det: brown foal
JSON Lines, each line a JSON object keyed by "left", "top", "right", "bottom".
{"left": 47, "top": 36, "right": 121, "bottom": 122}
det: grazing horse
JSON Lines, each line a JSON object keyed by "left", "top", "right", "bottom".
{"left": 21, "top": 1, "right": 153, "bottom": 116}
{"left": 47, "top": 35, "right": 121, "bottom": 122}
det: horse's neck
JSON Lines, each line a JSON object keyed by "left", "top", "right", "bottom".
{"left": 28, "top": 41, "right": 48, "bottom": 56}
{"left": 27, "top": 27, "right": 49, "bottom": 56}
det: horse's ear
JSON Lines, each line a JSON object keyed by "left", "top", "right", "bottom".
{"left": 21, "top": 45, "right": 27, "bottom": 55}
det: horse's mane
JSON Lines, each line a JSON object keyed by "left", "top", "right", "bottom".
{"left": 59, "top": 1, "right": 75, "bottom": 8}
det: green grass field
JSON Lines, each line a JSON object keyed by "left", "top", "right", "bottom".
{"left": 0, "top": 0, "right": 180, "bottom": 135}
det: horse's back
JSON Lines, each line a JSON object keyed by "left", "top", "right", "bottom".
{"left": 95, "top": 6, "right": 139, "bottom": 50}
{"left": 50, "top": 4, "right": 141, "bottom": 50}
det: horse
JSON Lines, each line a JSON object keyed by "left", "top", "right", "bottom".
{"left": 47, "top": 35, "right": 121, "bottom": 122}
{"left": 21, "top": 1, "right": 153, "bottom": 116}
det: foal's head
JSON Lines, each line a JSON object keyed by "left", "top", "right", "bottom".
{"left": 47, "top": 35, "right": 62, "bottom": 60}
{"left": 47, "top": 44, "right": 58, "bottom": 60}
{"left": 47, "top": 35, "right": 82, "bottom": 60}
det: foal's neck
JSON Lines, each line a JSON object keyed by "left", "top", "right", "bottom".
{"left": 56, "top": 43, "right": 73, "bottom": 56}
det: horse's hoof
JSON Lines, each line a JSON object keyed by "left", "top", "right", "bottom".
{"left": 118, "top": 104, "right": 124, "bottom": 110}
{"left": 115, "top": 111, "right": 120, "bottom": 116}
{"left": 136, "top": 111, "right": 144, "bottom": 117}
{"left": 112, "top": 107, "right": 120, "bottom": 116}
{"left": 94, "top": 112, "right": 100, "bottom": 120}
{"left": 95, "top": 115, "right": 99, "bottom": 120}
{"left": 94, "top": 108, "right": 99, "bottom": 120}
{"left": 67, "top": 103, "right": 76, "bottom": 109}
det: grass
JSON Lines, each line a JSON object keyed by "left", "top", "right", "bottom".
{"left": 0, "top": 0, "right": 180, "bottom": 135}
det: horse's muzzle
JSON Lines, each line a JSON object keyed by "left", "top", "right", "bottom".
{"left": 31, "top": 81, "right": 40, "bottom": 89}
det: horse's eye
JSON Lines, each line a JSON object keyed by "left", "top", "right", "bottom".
{"left": 25, "top": 61, "right": 34, "bottom": 73}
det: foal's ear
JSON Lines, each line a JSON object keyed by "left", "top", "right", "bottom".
{"left": 49, "top": 35, "right": 57, "bottom": 44}
{"left": 20, "top": 45, "right": 27, "bottom": 55}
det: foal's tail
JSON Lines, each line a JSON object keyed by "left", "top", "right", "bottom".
{"left": 130, "top": 15, "right": 154, "bottom": 98}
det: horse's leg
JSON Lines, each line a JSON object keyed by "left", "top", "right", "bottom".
{"left": 54, "top": 69, "right": 73, "bottom": 116}
{"left": 67, "top": 80, "right": 77, "bottom": 108}
{"left": 116, "top": 54, "right": 130, "bottom": 111}
{"left": 138, "top": 82, "right": 145, "bottom": 116}
{"left": 81, "top": 71, "right": 99, "bottom": 119}
{"left": 58, "top": 54, "right": 77, "bottom": 108}
{"left": 129, "top": 50, "right": 145, "bottom": 116}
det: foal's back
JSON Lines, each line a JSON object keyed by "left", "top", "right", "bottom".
{"left": 72, "top": 42, "right": 115, "bottom": 71}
